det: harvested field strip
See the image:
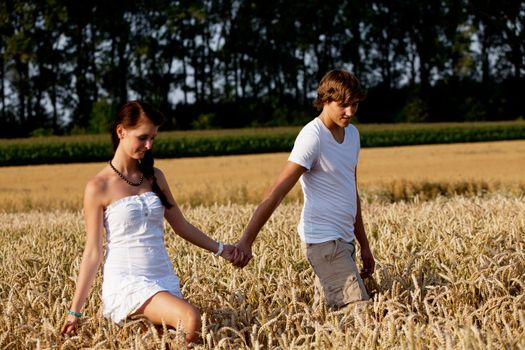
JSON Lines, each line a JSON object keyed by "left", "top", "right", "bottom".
{"left": 1, "top": 140, "right": 524, "bottom": 212}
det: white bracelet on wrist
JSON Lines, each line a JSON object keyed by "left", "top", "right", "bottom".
{"left": 213, "top": 241, "right": 224, "bottom": 257}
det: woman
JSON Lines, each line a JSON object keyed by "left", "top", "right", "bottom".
{"left": 61, "top": 101, "right": 241, "bottom": 342}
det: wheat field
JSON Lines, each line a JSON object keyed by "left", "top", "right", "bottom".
{"left": 1, "top": 197, "right": 524, "bottom": 348}
{"left": 0, "top": 141, "right": 524, "bottom": 349}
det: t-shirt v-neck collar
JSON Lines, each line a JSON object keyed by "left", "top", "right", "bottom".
{"left": 316, "top": 117, "right": 346, "bottom": 144}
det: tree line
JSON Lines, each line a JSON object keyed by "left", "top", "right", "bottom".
{"left": 0, "top": 0, "right": 523, "bottom": 137}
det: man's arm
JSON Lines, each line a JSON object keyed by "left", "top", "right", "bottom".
{"left": 234, "top": 161, "right": 306, "bottom": 267}
{"left": 353, "top": 166, "right": 375, "bottom": 278}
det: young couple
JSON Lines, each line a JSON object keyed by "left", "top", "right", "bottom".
{"left": 62, "top": 70, "right": 375, "bottom": 344}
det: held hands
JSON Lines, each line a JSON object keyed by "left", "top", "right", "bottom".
{"left": 218, "top": 241, "right": 253, "bottom": 268}
{"left": 220, "top": 244, "right": 245, "bottom": 265}
{"left": 232, "top": 240, "right": 253, "bottom": 268}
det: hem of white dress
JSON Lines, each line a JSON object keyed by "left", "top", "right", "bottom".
{"left": 106, "top": 287, "right": 168, "bottom": 325}
{"left": 128, "top": 289, "right": 167, "bottom": 317}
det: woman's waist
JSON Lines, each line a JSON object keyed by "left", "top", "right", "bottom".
{"left": 106, "top": 244, "right": 167, "bottom": 263}
{"left": 106, "top": 236, "right": 164, "bottom": 248}
{"left": 103, "top": 254, "right": 172, "bottom": 274}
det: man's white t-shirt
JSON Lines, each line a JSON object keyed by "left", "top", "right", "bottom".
{"left": 288, "top": 117, "right": 360, "bottom": 244}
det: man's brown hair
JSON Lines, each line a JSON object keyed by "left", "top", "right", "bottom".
{"left": 313, "top": 70, "right": 366, "bottom": 110}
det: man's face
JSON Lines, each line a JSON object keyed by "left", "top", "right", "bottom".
{"left": 325, "top": 100, "right": 359, "bottom": 128}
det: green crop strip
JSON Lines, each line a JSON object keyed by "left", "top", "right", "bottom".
{"left": 1, "top": 121, "right": 524, "bottom": 166}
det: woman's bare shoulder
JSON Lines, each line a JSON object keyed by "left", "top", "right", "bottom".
{"left": 153, "top": 166, "right": 166, "bottom": 179}
{"left": 84, "top": 167, "right": 112, "bottom": 199}
{"left": 153, "top": 167, "right": 169, "bottom": 190}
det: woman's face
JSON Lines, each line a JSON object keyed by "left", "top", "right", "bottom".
{"left": 117, "top": 118, "right": 159, "bottom": 160}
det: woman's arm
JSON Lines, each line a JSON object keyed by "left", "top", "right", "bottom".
{"left": 155, "top": 168, "right": 235, "bottom": 257}
{"left": 62, "top": 178, "right": 105, "bottom": 335}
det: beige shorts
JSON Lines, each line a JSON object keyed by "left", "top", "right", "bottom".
{"left": 304, "top": 239, "right": 369, "bottom": 309}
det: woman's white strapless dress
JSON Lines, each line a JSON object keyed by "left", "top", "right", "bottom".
{"left": 102, "top": 191, "right": 182, "bottom": 324}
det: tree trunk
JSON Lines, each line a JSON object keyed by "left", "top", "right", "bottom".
{"left": 14, "top": 57, "right": 28, "bottom": 124}
{"left": 117, "top": 36, "right": 129, "bottom": 104}
{"left": 301, "top": 49, "right": 308, "bottom": 104}
{"left": 480, "top": 26, "right": 491, "bottom": 83}
{"left": 51, "top": 80, "right": 58, "bottom": 132}
{"left": 505, "top": 29, "right": 522, "bottom": 79}
{"left": 182, "top": 56, "right": 188, "bottom": 104}
{"left": 74, "top": 23, "right": 91, "bottom": 127}
{"left": 0, "top": 55, "right": 5, "bottom": 120}
{"left": 90, "top": 24, "right": 99, "bottom": 102}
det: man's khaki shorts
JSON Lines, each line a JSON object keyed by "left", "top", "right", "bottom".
{"left": 304, "top": 239, "right": 369, "bottom": 309}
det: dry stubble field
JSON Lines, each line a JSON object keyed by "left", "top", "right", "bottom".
{"left": 0, "top": 141, "right": 524, "bottom": 349}
{"left": 1, "top": 140, "right": 524, "bottom": 211}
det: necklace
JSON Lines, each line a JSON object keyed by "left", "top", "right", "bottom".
{"left": 109, "top": 160, "right": 144, "bottom": 187}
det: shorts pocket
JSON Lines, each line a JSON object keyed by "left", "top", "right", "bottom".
{"left": 322, "top": 274, "right": 346, "bottom": 307}
{"left": 306, "top": 240, "right": 368, "bottom": 308}
{"left": 306, "top": 240, "right": 337, "bottom": 267}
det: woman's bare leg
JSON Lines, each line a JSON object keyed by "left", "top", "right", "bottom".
{"left": 133, "top": 291, "right": 201, "bottom": 343}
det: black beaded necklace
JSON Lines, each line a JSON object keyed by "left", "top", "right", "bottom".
{"left": 109, "top": 160, "right": 144, "bottom": 187}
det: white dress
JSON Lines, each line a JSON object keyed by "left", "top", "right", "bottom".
{"left": 101, "top": 191, "right": 182, "bottom": 324}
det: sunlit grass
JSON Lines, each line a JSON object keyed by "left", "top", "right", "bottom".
{"left": 1, "top": 140, "right": 524, "bottom": 348}
{"left": 0, "top": 195, "right": 523, "bottom": 348}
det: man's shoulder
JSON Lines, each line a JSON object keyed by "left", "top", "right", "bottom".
{"left": 295, "top": 119, "right": 323, "bottom": 146}
{"left": 299, "top": 118, "right": 322, "bottom": 136}
{"left": 346, "top": 123, "right": 359, "bottom": 135}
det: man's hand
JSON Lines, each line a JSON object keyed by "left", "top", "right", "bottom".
{"left": 220, "top": 244, "right": 244, "bottom": 263}
{"left": 233, "top": 240, "right": 253, "bottom": 268}
{"left": 360, "top": 246, "right": 375, "bottom": 279}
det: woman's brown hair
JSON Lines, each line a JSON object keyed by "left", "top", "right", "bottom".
{"left": 111, "top": 100, "right": 173, "bottom": 209}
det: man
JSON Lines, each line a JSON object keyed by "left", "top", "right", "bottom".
{"left": 233, "top": 70, "right": 375, "bottom": 309}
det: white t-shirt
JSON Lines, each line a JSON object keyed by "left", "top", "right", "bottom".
{"left": 288, "top": 117, "right": 360, "bottom": 244}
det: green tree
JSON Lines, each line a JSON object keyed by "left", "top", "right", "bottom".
{"left": 62, "top": 0, "right": 98, "bottom": 130}
{"left": 3, "top": 0, "right": 38, "bottom": 127}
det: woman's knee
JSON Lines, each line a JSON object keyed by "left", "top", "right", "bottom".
{"left": 183, "top": 305, "right": 201, "bottom": 341}
{"left": 185, "top": 305, "right": 201, "bottom": 331}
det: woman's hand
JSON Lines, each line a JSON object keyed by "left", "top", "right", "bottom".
{"left": 61, "top": 314, "right": 80, "bottom": 336}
